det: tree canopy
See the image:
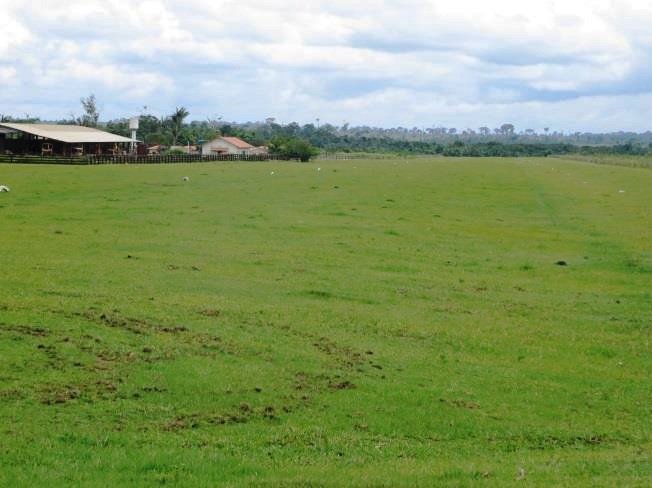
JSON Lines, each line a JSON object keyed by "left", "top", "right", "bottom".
{"left": 3, "top": 96, "right": 652, "bottom": 158}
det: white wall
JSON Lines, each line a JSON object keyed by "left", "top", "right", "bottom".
{"left": 202, "top": 138, "right": 248, "bottom": 155}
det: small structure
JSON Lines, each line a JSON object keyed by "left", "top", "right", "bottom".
{"left": 129, "top": 117, "right": 139, "bottom": 154}
{"left": 249, "top": 145, "right": 269, "bottom": 156}
{"left": 147, "top": 144, "right": 164, "bottom": 155}
{"left": 0, "top": 123, "right": 136, "bottom": 156}
{"left": 201, "top": 136, "right": 267, "bottom": 156}
{"left": 169, "top": 145, "right": 200, "bottom": 155}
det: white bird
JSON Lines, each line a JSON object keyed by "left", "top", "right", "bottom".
{"left": 270, "top": 171, "right": 275, "bottom": 175}
{"left": 0, "top": 185, "right": 10, "bottom": 192}
{"left": 317, "top": 167, "right": 321, "bottom": 171}
{"left": 183, "top": 176, "right": 189, "bottom": 182}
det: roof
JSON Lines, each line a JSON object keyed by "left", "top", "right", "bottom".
{"left": 0, "top": 123, "right": 135, "bottom": 144}
{"left": 219, "top": 136, "right": 254, "bottom": 149}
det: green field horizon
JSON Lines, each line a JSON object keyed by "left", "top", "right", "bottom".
{"left": 0, "top": 157, "right": 650, "bottom": 486}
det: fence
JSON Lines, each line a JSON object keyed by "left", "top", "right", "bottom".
{"left": 315, "top": 152, "right": 425, "bottom": 160}
{"left": 0, "top": 154, "right": 89, "bottom": 165}
{"left": 0, "top": 153, "right": 275, "bottom": 165}
{"left": 86, "top": 153, "right": 273, "bottom": 164}
{"left": 316, "top": 152, "right": 383, "bottom": 160}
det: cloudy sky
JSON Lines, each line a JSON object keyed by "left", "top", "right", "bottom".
{"left": 1, "top": 0, "right": 651, "bottom": 131}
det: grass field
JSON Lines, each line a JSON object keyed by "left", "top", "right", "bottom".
{"left": 0, "top": 157, "right": 650, "bottom": 486}
{"left": 555, "top": 154, "right": 652, "bottom": 169}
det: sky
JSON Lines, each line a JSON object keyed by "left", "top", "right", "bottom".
{"left": 1, "top": 0, "right": 651, "bottom": 132}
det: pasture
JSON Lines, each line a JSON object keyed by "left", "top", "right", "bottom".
{"left": 556, "top": 153, "right": 652, "bottom": 169}
{"left": 0, "top": 157, "right": 650, "bottom": 486}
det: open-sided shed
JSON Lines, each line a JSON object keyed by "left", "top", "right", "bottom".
{"left": 0, "top": 123, "right": 135, "bottom": 156}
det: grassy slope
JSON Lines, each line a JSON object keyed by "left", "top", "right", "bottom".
{"left": 0, "top": 158, "right": 650, "bottom": 486}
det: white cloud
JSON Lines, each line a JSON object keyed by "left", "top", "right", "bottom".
{"left": 0, "top": 66, "right": 18, "bottom": 83}
{"left": 1, "top": 0, "right": 651, "bottom": 131}
{"left": 0, "top": 8, "right": 32, "bottom": 58}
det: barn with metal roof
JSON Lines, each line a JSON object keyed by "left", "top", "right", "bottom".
{"left": 0, "top": 123, "right": 135, "bottom": 156}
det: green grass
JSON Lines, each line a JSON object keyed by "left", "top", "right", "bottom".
{"left": 555, "top": 154, "right": 652, "bottom": 169}
{"left": 0, "top": 158, "right": 650, "bottom": 486}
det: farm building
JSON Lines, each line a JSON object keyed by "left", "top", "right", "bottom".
{"left": 0, "top": 123, "right": 135, "bottom": 156}
{"left": 202, "top": 136, "right": 268, "bottom": 156}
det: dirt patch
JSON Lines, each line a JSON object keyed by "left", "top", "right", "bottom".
{"left": 80, "top": 311, "right": 149, "bottom": 335}
{"left": 440, "top": 398, "right": 480, "bottom": 410}
{"left": 162, "top": 401, "right": 281, "bottom": 432}
{"left": 329, "top": 380, "right": 356, "bottom": 390}
{"left": 305, "top": 290, "right": 333, "bottom": 299}
{"left": 313, "top": 336, "right": 364, "bottom": 369}
{"left": 198, "top": 308, "right": 221, "bottom": 317}
{"left": 0, "top": 324, "right": 49, "bottom": 337}
{"left": 160, "top": 326, "right": 188, "bottom": 333}
{"left": 95, "top": 379, "right": 118, "bottom": 393}
{"left": 0, "top": 389, "right": 26, "bottom": 401}
{"left": 79, "top": 310, "right": 188, "bottom": 336}
{"left": 142, "top": 385, "right": 167, "bottom": 394}
{"left": 40, "top": 386, "right": 81, "bottom": 405}
{"left": 164, "top": 415, "right": 201, "bottom": 431}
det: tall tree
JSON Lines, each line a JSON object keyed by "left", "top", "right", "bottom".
{"left": 80, "top": 94, "right": 100, "bottom": 127}
{"left": 500, "top": 123, "right": 515, "bottom": 136}
{"left": 167, "top": 106, "right": 189, "bottom": 145}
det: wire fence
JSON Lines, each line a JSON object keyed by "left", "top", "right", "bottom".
{"left": 0, "top": 153, "right": 278, "bottom": 165}
{"left": 87, "top": 153, "right": 273, "bottom": 164}
{"left": 315, "top": 152, "right": 397, "bottom": 160}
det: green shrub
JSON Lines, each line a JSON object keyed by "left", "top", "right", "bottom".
{"left": 269, "top": 136, "right": 318, "bottom": 162}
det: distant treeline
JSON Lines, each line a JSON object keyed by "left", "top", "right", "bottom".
{"left": 318, "top": 140, "right": 652, "bottom": 157}
{"left": 3, "top": 105, "right": 652, "bottom": 157}
{"left": 439, "top": 141, "right": 651, "bottom": 157}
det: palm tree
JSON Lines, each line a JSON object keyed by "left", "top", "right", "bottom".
{"left": 168, "top": 106, "right": 189, "bottom": 146}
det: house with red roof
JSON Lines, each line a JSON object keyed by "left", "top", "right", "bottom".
{"left": 202, "top": 136, "right": 267, "bottom": 156}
